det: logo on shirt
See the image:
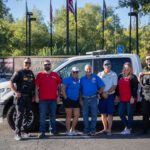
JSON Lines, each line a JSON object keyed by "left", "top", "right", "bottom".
{"left": 51, "top": 76, "right": 57, "bottom": 79}
{"left": 92, "top": 77, "right": 96, "bottom": 83}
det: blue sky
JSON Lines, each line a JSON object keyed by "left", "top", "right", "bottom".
{"left": 5, "top": 0, "right": 149, "bottom": 28}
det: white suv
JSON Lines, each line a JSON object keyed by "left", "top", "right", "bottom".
{"left": 0, "top": 53, "right": 142, "bottom": 130}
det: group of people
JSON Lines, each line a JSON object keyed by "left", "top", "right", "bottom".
{"left": 9, "top": 53, "right": 150, "bottom": 141}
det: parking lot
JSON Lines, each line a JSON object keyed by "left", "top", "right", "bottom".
{"left": 0, "top": 117, "right": 150, "bottom": 150}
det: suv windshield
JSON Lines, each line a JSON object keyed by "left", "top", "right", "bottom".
{"left": 94, "top": 57, "right": 131, "bottom": 75}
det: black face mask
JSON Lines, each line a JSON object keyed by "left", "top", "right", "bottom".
{"left": 44, "top": 67, "right": 51, "bottom": 71}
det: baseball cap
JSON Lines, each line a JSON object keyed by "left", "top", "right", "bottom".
{"left": 24, "top": 57, "right": 31, "bottom": 63}
{"left": 44, "top": 60, "right": 51, "bottom": 65}
{"left": 71, "top": 66, "right": 79, "bottom": 72}
{"left": 103, "top": 60, "right": 111, "bottom": 66}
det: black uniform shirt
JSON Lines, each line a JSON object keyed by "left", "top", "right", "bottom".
{"left": 11, "top": 69, "right": 35, "bottom": 95}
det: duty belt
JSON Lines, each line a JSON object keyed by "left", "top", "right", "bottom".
{"left": 82, "top": 95, "right": 97, "bottom": 99}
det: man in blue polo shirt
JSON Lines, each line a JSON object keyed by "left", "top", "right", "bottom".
{"left": 80, "top": 64, "right": 104, "bottom": 135}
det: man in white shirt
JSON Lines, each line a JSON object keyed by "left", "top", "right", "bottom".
{"left": 97, "top": 60, "right": 117, "bottom": 135}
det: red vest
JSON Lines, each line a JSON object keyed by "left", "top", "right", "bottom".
{"left": 118, "top": 77, "right": 132, "bottom": 102}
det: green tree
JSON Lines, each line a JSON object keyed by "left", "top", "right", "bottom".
{"left": 119, "top": 0, "right": 150, "bottom": 13}
{"left": 9, "top": 8, "right": 50, "bottom": 56}
{"left": 0, "top": 19, "right": 13, "bottom": 56}
{"left": 53, "top": 4, "right": 123, "bottom": 55}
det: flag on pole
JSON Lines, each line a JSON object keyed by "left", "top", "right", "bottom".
{"left": 75, "top": 0, "right": 77, "bottom": 22}
{"left": 103, "top": 0, "right": 107, "bottom": 19}
{"left": 50, "top": 0, "right": 53, "bottom": 23}
{"left": 68, "top": 0, "right": 75, "bottom": 16}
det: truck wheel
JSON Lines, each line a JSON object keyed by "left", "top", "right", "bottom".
{"left": 7, "top": 104, "right": 38, "bottom": 131}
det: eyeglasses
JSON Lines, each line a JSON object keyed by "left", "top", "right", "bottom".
{"left": 73, "top": 71, "right": 79, "bottom": 74}
{"left": 24, "top": 62, "right": 31, "bottom": 64}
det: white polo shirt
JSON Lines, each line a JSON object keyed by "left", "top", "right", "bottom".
{"left": 97, "top": 70, "right": 118, "bottom": 94}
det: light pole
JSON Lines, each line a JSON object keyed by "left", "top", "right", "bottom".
{"left": 128, "top": 11, "right": 139, "bottom": 55}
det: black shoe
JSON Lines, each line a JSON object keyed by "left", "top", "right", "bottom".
{"left": 142, "top": 130, "right": 148, "bottom": 135}
{"left": 83, "top": 131, "right": 90, "bottom": 136}
{"left": 38, "top": 133, "right": 46, "bottom": 139}
{"left": 90, "top": 131, "right": 96, "bottom": 136}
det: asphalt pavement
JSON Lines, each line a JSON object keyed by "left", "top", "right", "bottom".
{"left": 0, "top": 117, "right": 150, "bottom": 150}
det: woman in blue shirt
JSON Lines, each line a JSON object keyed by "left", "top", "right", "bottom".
{"left": 62, "top": 67, "right": 80, "bottom": 136}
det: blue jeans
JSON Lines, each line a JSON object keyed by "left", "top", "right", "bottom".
{"left": 82, "top": 98, "right": 98, "bottom": 133}
{"left": 118, "top": 101, "right": 135, "bottom": 129}
{"left": 39, "top": 100, "right": 57, "bottom": 133}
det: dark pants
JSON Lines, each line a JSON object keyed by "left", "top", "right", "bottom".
{"left": 15, "top": 95, "right": 32, "bottom": 135}
{"left": 118, "top": 101, "right": 135, "bottom": 129}
{"left": 142, "top": 99, "right": 150, "bottom": 132}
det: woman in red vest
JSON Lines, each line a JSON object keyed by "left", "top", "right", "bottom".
{"left": 116, "top": 62, "right": 138, "bottom": 135}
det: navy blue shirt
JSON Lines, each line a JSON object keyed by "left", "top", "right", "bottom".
{"left": 80, "top": 73, "right": 105, "bottom": 97}
{"left": 63, "top": 76, "right": 80, "bottom": 101}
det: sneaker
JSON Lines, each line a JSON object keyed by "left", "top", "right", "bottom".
{"left": 120, "top": 128, "right": 131, "bottom": 135}
{"left": 38, "top": 133, "right": 46, "bottom": 139}
{"left": 49, "top": 132, "right": 54, "bottom": 136}
{"left": 66, "top": 131, "right": 73, "bottom": 136}
{"left": 22, "top": 132, "right": 31, "bottom": 138}
{"left": 71, "top": 131, "right": 78, "bottom": 136}
{"left": 98, "top": 129, "right": 107, "bottom": 134}
{"left": 49, "top": 131, "right": 58, "bottom": 136}
{"left": 14, "top": 134, "right": 22, "bottom": 141}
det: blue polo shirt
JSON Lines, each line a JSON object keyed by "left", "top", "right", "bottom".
{"left": 63, "top": 76, "right": 80, "bottom": 101}
{"left": 80, "top": 73, "right": 105, "bottom": 97}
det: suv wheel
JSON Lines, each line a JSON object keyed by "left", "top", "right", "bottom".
{"left": 7, "top": 104, "right": 38, "bottom": 131}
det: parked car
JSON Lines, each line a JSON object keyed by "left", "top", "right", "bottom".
{"left": 0, "top": 52, "right": 142, "bottom": 130}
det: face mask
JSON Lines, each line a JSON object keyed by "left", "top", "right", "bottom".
{"left": 44, "top": 67, "right": 51, "bottom": 71}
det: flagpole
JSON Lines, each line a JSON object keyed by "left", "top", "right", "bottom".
{"left": 26, "top": 0, "right": 28, "bottom": 55}
{"left": 75, "top": 0, "right": 78, "bottom": 55}
{"left": 102, "top": 0, "right": 105, "bottom": 50}
{"left": 66, "top": 0, "right": 69, "bottom": 55}
{"left": 129, "top": 6, "right": 132, "bottom": 53}
{"left": 50, "top": 0, "right": 53, "bottom": 55}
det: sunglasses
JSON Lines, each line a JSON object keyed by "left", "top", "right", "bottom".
{"left": 104, "top": 64, "right": 111, "bottom": 66}
{"left": 44, "top": 64, "right": 51, "bottom": 66}
{"left": 24, "top": 62, "right": 31, "bottom": 64}
{"left": 73, "top": 71, "right": 79, "bottom": 74}
{"left": 124, "top": 66, "right": 130, "bottom": 70}
{"left": 146, "top": 58, "right": 150, "bottom": 61}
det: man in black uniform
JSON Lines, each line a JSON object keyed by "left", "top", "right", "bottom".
{"left": 139, "top": 53, "right": 150, "bottom": 134}
{"left": 10, "top": 57, "right": 35, "bottom": 141}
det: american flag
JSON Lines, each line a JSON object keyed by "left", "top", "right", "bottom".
{"left": 68, "top": 0, "right": 75, "bottom": 16}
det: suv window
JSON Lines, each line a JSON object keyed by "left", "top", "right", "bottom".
{"left": 94, "top": 57, "right": 131, "bottom": 75}
{"left": 58, "top": 59, "right": 92, "bottom": 79}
